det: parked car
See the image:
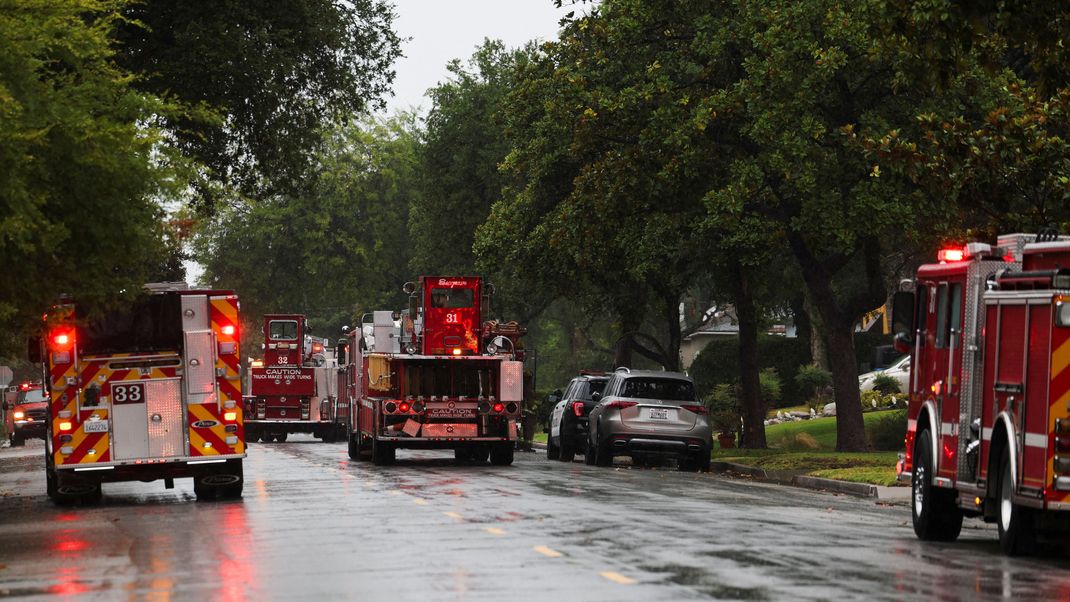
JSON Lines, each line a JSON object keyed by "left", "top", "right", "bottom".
{"left": 4, "top": 383, "right": 49, "bottom": 446}
{"left": 547, "top": 371, "right": 608, "bottom": 462}
{"left": 585, "top": 368, "right": 711, "bottom": 472}
{"left": 858, "top": 354, "right": 910, "bottom": 393}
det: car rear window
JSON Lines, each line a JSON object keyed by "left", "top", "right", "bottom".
{"left": 620, "top": 378, "right": 695, "bottom": 401}
{"left": 574, "top": 379, "right": 607, "bottom": 401}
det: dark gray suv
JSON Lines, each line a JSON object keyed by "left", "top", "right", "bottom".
{"left": 585, "top": 368, "right": 711, "bottom": 471}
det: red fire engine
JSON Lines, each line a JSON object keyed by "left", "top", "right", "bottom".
{"left": 894, "top": 232, "right": 1070, "bottom": 554}
{"left": 246, "top": 314, "right": 344, "bottom": 442}
{"left": 37, "top": 283, "right": 245, "bottom": 505}
{"left": 340, "top": 276, "right": 526, "bottom": 465}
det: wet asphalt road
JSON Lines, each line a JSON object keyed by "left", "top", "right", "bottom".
{"left": 1, "top": 437, "right": 1069, "bottom": 601}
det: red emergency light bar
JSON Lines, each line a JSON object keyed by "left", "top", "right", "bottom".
{"left": 937, "top": 248, "right": 965, "bottom": 263}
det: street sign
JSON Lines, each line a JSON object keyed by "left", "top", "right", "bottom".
{"left": 0, "top": 366, "right": 12, "bottom": 387}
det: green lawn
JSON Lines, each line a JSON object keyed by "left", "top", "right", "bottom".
{"left": 714, "top": 410, "right": 905, "bottom": 487}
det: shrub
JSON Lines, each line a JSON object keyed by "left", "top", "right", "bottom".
{"left": 866, "top": 409, "right": 908, "bottom": 451}
{"left": 860, "top": 389, "right": 883, "bottom": 409}
{"left": 774, "top": 432, "right": 820, "bottom": 451}
{"left": 759, "top": 367, "right": 782, "bottom": 404}
{"left": 795, "top": 364, "right": 832, "bottom": 398}
{"left": 704, "top": 384, "right": 740, "bottom": 434}
{"left": 871, "top": 373, "right": 901, "bottom": 395}
{"left": 689, "top": 334, "right": 811, "bottom": 405}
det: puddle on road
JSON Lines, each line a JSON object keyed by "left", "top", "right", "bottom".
{"left": 639, "top": 563, "right": 770, "bottom": 600}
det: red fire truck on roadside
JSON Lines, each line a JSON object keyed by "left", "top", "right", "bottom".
{"left": 246, "top": 314, "right": 345, "bottom": 443}
{"left": 893, "top": 232, "right": 1070, "bottom": 554}
{"left": 3, "top": 382, "right": 49, "bottom": 446}
{"left": 340, "top": 276, "right": 526, "bottom": 466}
{"left": 36, "top": 283, "right": 246, "bottom": 505}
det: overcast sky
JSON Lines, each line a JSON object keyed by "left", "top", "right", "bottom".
{"left": 381, "top": 0, "right": 575, "bottom": 116}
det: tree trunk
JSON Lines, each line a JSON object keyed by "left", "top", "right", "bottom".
{"left": 732, "top": 262, "right": 766, "bottom": 449}
{"left": 804, "top": 293, "right": 829, "bottom": 371}
{"left": 823, "top": 320, "right": 867, "bottom": 451}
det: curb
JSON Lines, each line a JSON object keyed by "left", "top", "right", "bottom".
{"left": 791, "top": 475, "right": 878, "bottom": 498}
{"left": 710, "top": 461, "right": 768, "bottom": 480}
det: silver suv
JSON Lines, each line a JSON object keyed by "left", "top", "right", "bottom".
{"left": 585, "top": 368, "right": 711, "bottom": 471}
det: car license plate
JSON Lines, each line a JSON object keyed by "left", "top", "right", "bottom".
{"left": 648, "top": 408, "right": 670, "bottom": 420}
{"left": 83, "top": 420, "right": 109, "bottom": 433}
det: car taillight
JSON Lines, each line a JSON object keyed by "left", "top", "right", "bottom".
{"left": 681, "top": 404, "right": 708, "bottom": 415}
{"left": 572, "top": 401, "right": 585, "bottom": 417}
{"left": 606, "top": 401, "right": 638, "bottom": 410}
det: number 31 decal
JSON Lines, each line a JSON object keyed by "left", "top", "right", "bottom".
{"left": 445, "top": 313, "right": 459, "bottom": 324}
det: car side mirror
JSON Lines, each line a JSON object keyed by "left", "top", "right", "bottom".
{"left": 546, "top": 394, "right": 560, "bottom": 404}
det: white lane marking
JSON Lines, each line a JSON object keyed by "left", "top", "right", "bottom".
{"left": 413, "top": 498, "right": 428, "bottom": 505}
{"left": 443, "top": 511, "right": 463, "bottom": 520}
{"left": 600, "top": 571, "right": 637, "bottom": 585}
{"left": 534, "top": 545, "right": 562, "bottom": 558}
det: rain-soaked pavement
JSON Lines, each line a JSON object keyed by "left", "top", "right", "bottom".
{"left": 1, "top": 437, "right": 1069, "bottom": 601}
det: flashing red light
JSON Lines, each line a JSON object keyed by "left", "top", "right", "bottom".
{"left": 572, "top": 401, "right": 585, "bottom": 417}
{"left": 937, "top": 248, "right": 965, "bottom": 262}
{"left": 492, "top": 402, "right": 505, "bottom": 413}
{"left": 221, "top": 324, "right": 236, "bottom": 336}
{"left": 452, "top": 348, "right": 462, "bottom": 356}
{"left": 51, "top": 329, "right": 74, "bottom": 349}
{"left": 399, "top": 402, "right": 411, "bottom": 413}
{"left": 606, "top": 401, "right": 639, "bottom": 410}
{"left": 19, "top": 382, "right": 30, "bottom": 391}
{"left": 682, "top": 404, "right": 708, "bottom": 415}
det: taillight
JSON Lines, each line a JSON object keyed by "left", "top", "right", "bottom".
{"left": 59, "top": 421, "right": 72, "bottom": 432}
{"left": 572, "top": 401, "right": 585, "bottom": 417}
{"left": 220, "top": 324, "right": 236, "bottom": 336}
{"left": 51, "top": 330, "right": 73, "bottom": 349}
{"left": 224, "top": 411, "right": 237, "bottom": 422}
{"left": 399, "top": 401, "right": 411, "bottom": 413}
{"left": 606, "top": 401, "right": 638, "bottom": 410}
{"left": 681, "top": 404, "right": 708, "bottom": 415}
{"left": 493, "top": 402, "right": 505, "bottom": 413}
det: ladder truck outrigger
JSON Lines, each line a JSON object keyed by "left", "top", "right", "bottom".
{"left": 339, "top": 276, "right": 527, "bottom": 466}
{"left": 893, "top": 232, "right": 1070, "bottom": 555}
{"left": 246, "top": 314, "right": 345, "bottom": 443}
{"left": 36, "top": 283, "right": 246, "bottom": 505}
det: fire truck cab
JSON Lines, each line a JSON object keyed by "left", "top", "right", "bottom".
{"left": 894, "top": 233, "right": 1070, "bottom": 554}
{"left": 246, "top": 314, "right": 345, "bottom": 442}
{"left": 4, "top": 382, "right": 49, "bottom": 446}
{"left": 341, "top": 276, "right": 526, "bottom": 466}
{"left": 39, "top": 284, "right": 245, "bottom": 505}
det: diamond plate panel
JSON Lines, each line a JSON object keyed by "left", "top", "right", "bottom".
{"left": 146, "top": 379, "right": 185, "bottom": 457}
{"left": 420, "top": 423, "right": 477, "bottom": 438}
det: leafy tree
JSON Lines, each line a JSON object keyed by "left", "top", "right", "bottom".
{"left": 115, "top": 0, "right": 403, "bottom": 205}
{"left": 411, "top": 39, "right": 536, "bottom": 277}
{"left": 195, "top": 114, "right": 421, "bottom": 351}
{"left": 0, "top": 0, "right": 187, "bottom": 357}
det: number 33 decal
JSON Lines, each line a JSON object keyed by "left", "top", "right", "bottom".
{"left": 112, "top": 383, "right": 145, "bottom": 404}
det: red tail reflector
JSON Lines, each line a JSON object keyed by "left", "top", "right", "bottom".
{"left": 572, "top": 401, "right": 585, "bottom": 417}
{"left": 606, "top": 401, "right": 638, "bottom": 410}
{"left": 399, "top": 402, "right": 411, "bottom": 413}
{"left": 681, "top": 404, "right": 708, "bottom": 415}
{"left": 493, "top": 402, "right": 505, "bottom": 413}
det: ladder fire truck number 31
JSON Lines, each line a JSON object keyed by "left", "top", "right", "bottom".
{"left": 445, "top": 313, "right": 459, "bottom": 324}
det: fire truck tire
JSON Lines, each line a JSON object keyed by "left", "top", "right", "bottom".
{"left": 277, "top": 432, "right": 288, "bottom": 443}
{"left": 371, "top": 437, "right": 395, "bottom": 465}
{"left": 489, "top": 444, "right": 514, "bottom": 466}
{"left": 911, "top": 430, "right": 962, "bottom": 541}
{"left": 997, "top": 445, "right": 1036, "bottom": 556}
{"left": 348, "top": 434, "right": 363, "bottom": 460}
{"left": 546, "top": 436, "right": 560, "bottom": 460}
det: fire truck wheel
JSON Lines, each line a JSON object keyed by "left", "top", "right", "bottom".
{"left": 489, "top": 443, "right": 514, "bottom": 466}
{"left": 277, "top": 432, "right": 288, "bottom": 443}
{"left": 371, "top": 438, "right": 395, "bottom": 465}
{"left": 348, "top": 434, "right": 363, "bottom": 461}
{"left": 911, "top": 430, "right": 963, "bottom": 541}
{"left": 997, "top": 444, "right": 1036, "bottom": 556}
{"left": 454, "top": 447, "right": 472, "bottom": 463}
{"left": 546, "top": 436, "right": 560, "bottom": 460}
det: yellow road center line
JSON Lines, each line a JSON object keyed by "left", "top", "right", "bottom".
{"left": 533, "top": 545, "right": 562, "bottom": 558}
{"left": 413, "top": 498, "right": 428, "bottom": 505}
{"left": 484, "top": 527, "right": 506, "bottom": 536}
{"left": 444, "top": 512, "right": 463, "bottom": 520}
{"left": 389, "top": 490, "right": 401, "bottom": 496}
{"left": 600, "top": 571, "right": 637, "bottom": 585}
